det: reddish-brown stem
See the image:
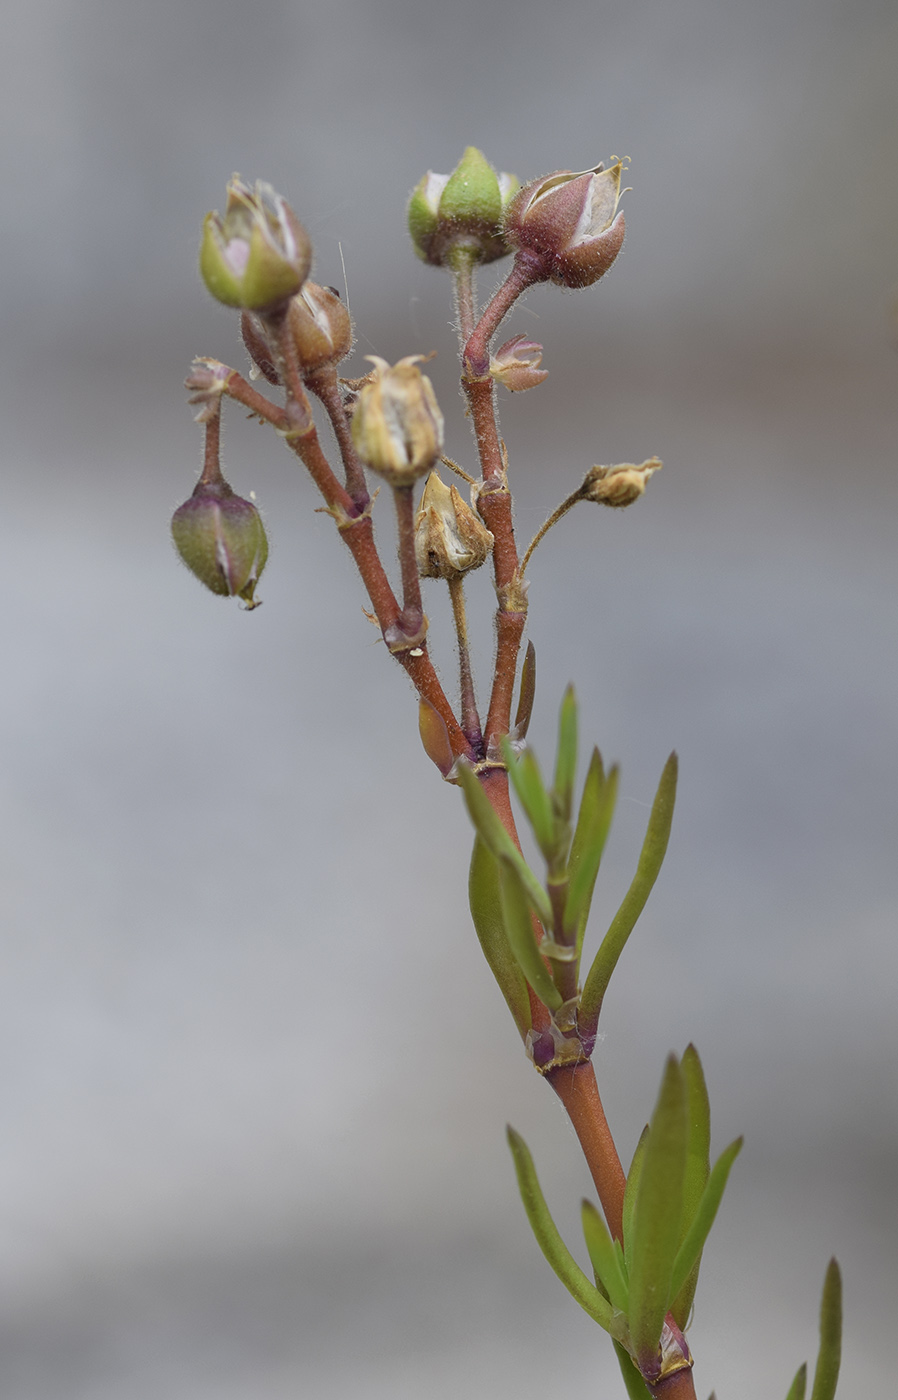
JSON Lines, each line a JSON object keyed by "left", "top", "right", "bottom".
{"left": 221, "top": 369, "right": 290, "bottom": 432}
{"left": 465, "top": 379, "right": 506, "bottom": 486}
{"left": 548, "top": 1061, "right": 626, "bottom": 1239}
{"left": 484, "top": 610, "right": 527, "bottom": 751}
{"left": 447, "top": 574, "right": 483, "bottom": 755}
{"left": 476, "top": 491, "right": 526, "bottom": 749}
{"left": 648, "top": 1368, "right": 697, "bottom": 1400}
{"left": 463, "top": 253, "right": 542, "bottom": 378}
{"left": 304, "top": 366, "right": 371, "bottom": 511}
{"left": 199, "top": 406, "right": 223, "bottom": 487}
{"left": 393, "top": 484, "right": 424, "bottom": 636}
{"left": 274, "top": 312, "right": 315, "bottom": 418}
{"left": 280, "top": 426, "right": 469, "bottom": 755}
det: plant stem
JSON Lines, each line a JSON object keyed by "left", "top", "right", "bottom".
{"left": 198, "top": 405, "right": 223, "bottom": 487}
{"left": 475, "top": 489, "right": 527, "bottom": 750}
{"left": 219, "top": 368, "right": 291, "bottom": 432}
{"left": 648, "top": 1368, "right": 697, "bottom": 1400}
{"left": 393, "top": 484, "right": 425, "bottom": 637}
{"left": 304, "top": 366, "right": 371, "bottom": 511}
{"left": 519, "top": 487, "right": 585, "bottom": 576}
{"left": 447, "top": 575, "right": 483, "bottom": 755}
{"left": 481, "top": 768, "right": 552, "bottom": 1038}
{"left": 215, "top": 362, "right": 468, "bottom": 758}
{"left": 451, "top": 249, "right": 479, "bottom": 351}
{"left": 463, "top": 253, "right": 542, "bottom": 378}
{"left": 547, "top": 1061, "right": 626, "bottom": 1239}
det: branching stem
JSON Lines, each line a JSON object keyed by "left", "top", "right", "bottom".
{"left": 305, "top": 366, "right": 371, "bottom": 511}
{"left": 519, "top": 487, "right": 585, "bottom": 576}
{"left": 392, "top": 484, "right": 425, "bottom": 637}
{"left": 447, "top": 574, "right": 483, "bottom": 755}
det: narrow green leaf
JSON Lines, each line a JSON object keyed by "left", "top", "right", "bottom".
{"left": 627, "top": 1055, "right": 688, "bottom": 1371}
{"left": 564, "top": 764, "right": 619, "bottom": 950}
{"left": 568, "top": 747, "right": 607, "bottom": 881}
{"left": 582, "top": 1199, "right": 630, "bottom": 1314}
{"left": 579, "top": 753, "right": 678, "bottom": 1035}
{"left": 623, "top": 1126, "right": 649, "bottom": 1273}
{"left": 506, "top": 1126, "right": 622, "bottom": 1339}
{"left": 668, "top": 1136, "right": 743, "bottom": 1305}
{"left": 498, "top": 860, "right": 563, "bottom": 1011}
{"left": 500, "top": 738, "right": 558, "bottom": 861}
{"left": 670, "top": 1043, "right": 712, "bottom": 1327}
{"left": 785, "top": 1363, "right": 808, "bottom": 1400}
{"left": 512, "top": 639, "right": 536, "bottom": 740}
{"left": 456, "top": 760, "right": 553, "bottom": 928}
{"left": 809, "top": 1259, "right": 842, "bottom": 1400}
{"left": 553, "top": 684, "right": 578, "bottom": 822}
{"left": 613, "top": 1340, "right": 653, "bottom": 1399}
{"left": 468, "top": 837, "right": 531, "bottom": 1036}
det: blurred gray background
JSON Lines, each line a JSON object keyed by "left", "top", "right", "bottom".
{"left": 2, "top": 0, "right": 896, "bottom": 1395}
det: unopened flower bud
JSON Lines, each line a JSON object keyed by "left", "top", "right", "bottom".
{"left": 489, "top": 335, "right": 548, "bottom": 393}
{"left": 285, "top": 281, "right": 353, "bottom": 373}
{"left": 351, "top": 356, "right": 444, "bottom": 487}
{"left": 171, "top": 479, "right": 269, "bottom": 607}
{"left": 504, "top": 162, "right": 626, "bottom": 289}
{"left": 199, "top": 176, "right": 311, "bottom": 312}
{"left": 414, "top": 471, "right": 494, "bottom": 579}
{"left": 581, "top": 457, "right": 662, "bottom": 507}
{"left": 408, "top": 147, "right": 519, "bottom": 269}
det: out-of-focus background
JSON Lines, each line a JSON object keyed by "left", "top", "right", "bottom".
{"left": 2, "top": 0, "right": 896, "bottom": 1395}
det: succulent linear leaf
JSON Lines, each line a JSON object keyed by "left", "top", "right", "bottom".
{"left": 553, "top": 684, "right": 579, "bottom": 823}
{"left": 498, "top": 858, "right": 563, "bottom": 1011}
{"left": 623, "top": 1125, "right": 649, "bottom": 1273}
{"left": 784, "top": 1363, "right": 808, "bottom": 1400}
{"left": 579, "top": 753, "right": 678, "bottom": 1034}
{"left": 512, "top": 640, "right": 537, "bottom": 740}
{"left": 668, "top": 1135, "right": 743, "bottom": 1306}
{"left": 627, "top": 1056, "right": 688, "bottom": 1372}
{"left": 500, "top": 737, "right": 558, "bottom": 862}
{"left": 671, "top": 1043, "right": 712, "bottom": 1326}
{"left": 455, "top": 760, "right": 553, "bottom": 928}
{"left": 582, "top": 1198, "right": 630, "bottom": 1314}
{"left": 468, "top": 837, "right": 531, "bottom": 1035}
{"left": 564, "top": 759, "right": 618, "bottom": 950}
{"left": 506, "top": 1127, "right": 627, "bottom": 1342}
{"left": 809, "top": 1259, "right": 842, "bottom": 1400}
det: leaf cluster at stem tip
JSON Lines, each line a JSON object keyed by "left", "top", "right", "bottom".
{"left": 461, "top": 681, "right": 676, "bottom": 1053}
